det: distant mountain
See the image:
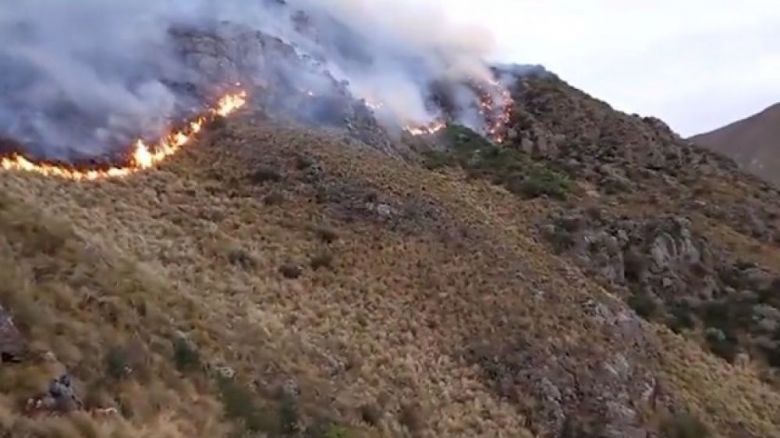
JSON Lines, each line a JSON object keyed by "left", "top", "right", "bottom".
{"left": 691, "top": 103, "right": 780, "bottom": 185}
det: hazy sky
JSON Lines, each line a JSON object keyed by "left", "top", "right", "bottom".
{"left": 443, "top": 0, "right": 780, "bottom": 136}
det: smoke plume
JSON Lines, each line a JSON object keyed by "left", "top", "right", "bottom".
{"left": 0, "top": 0, "right": 519, "bottom": 160}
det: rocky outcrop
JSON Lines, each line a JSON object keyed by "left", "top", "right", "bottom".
{"left": 468, "top": 294, "right": 661, "bottom": 438}
{"left": 25, "top": 374, "right": 84, "bottom": 417}
{"left": 169, "top": 23, "right": 400, "bottom": 156}
{"left": 543, "top": 209, "right": 780, "bottom": 367}
{"left": 502, "top": 75, "right": 742, "bottom": 195}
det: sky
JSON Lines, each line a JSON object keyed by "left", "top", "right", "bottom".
{"left": 442, "top": 0, "right": 780, "bottom": 136}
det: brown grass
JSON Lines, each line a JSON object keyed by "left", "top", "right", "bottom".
{"left": 0, "top": 117, "right": 778, "bottom": 436}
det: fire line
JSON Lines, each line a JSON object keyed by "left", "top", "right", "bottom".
{"left": 0, "top": 91, "right": 247, "bottom": 182}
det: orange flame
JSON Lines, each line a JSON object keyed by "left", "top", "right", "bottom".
{"left": 405, "top": 120, "right": 447, "bottom": 136}
{"left": 405, "top": 80, "right": 513, "bottom": 141}
{"left": 1, "top": 91, "right": 247, "bottom": 181}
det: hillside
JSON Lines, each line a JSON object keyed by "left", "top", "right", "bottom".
{"left": 1, "top": 73, "right": 780, "bottom": 438}
{"left": 691, "top": 103, "right": 780, "bottom": 186}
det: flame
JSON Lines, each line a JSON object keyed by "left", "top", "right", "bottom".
{"left": 405, "top": 80, "right": 513, "bottom": 141}
{"left": 1, "top": 91, "right": 247, "bottom": 181}
{"left": 477, "top": 81, "right": 513, "bottom": 144}
{"left": 405, "top": 120, "right": 447, "bottom": 136}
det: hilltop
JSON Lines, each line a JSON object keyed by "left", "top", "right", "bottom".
{"left": 1, "top": 72, "right": 780, "bottom": 438}
{"left": 692, "top": 103, "right": 780, "bottom": 186}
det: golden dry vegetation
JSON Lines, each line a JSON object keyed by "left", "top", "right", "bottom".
{"left": 1, "top": 114, "right": 780, "bottom": 437}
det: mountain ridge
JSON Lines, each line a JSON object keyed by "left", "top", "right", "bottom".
{"left": 691, "top": 102, "right": 780, "bottom": 186}
{"left": 1, "top": 70, "right": 780, "bottom": 437}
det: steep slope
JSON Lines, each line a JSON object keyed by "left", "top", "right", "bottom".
{"left": 2, "top": 76, "right": 780, "bottom": 437}
{"left": 691, "top": 103, "right": 780, "bottom": 186}
{"left": 0, "top": 106, "right": 780, "bottom": 437}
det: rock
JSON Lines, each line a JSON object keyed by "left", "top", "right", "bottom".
{"left": 375, "top": 203, "right": 394, "bottom": 219}
{"left": 742, "top": 267, "right": 773, "bottom": 291}
{"left": 0, "top": 304, "right": 26, "bottom": 363}
{"left": 217, "top": 366, "right": 236, "bottom": 380}
{"left": 26, "top": 374, "right": 84, "bottom": 416}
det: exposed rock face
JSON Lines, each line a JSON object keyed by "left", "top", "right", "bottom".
{"left": 168, "top": 23, "right": 399, "bottom": 155}
{"left": 467, "top": 290, "right": 662, "bottom": 438}
{"left": 543, "top": 208, "right": 780, "bottom": 367}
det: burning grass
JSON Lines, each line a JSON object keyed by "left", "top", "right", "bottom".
{"left": 0, "top": 92, "right": 246, "bottom": 182}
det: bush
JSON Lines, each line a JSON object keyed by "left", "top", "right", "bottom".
{"left": 322, "top": 425, "right": 356, "bottom": 438}
{"left": 263, "top": 190, "right": 286, "bottom": 206}
{"left": 660, "top": 413, "right": 710, "bottom": 438}
{"left": 628, "top": 293, "right": 658, "bottom": 319}
{"left": 510, "top": 166, "right": 572, "bottom": 200}
{"left": 666, "top": 303, "right": 696, "bottom": 334}
{"left": 761, "top": 343, "right": 780, "bottom": 368}
{"left": 314, "top": 226, "right": 339, "bottom": 244}
{"left": 217, "top": 377, "right": 278, "bottom": 434}
{"left": 105, "top": 346, "right": 132, "bottom": 380}
{"left": 172, "top": 336, "right": 201, "bottom": 372}
{"left": 306, "top": 421, "right": 359, "bottom": 438}
{"left": 227, "top": 248, "right": 256, "bottom": 270}
{"left": 544, "top": 226, "right": 576, "bottom": 253}
{"left": 279, "top": 394, "right": 300, "bottom": 435}
{"left": 250, "top": 166, "right": 283, "bottom": 184}
{"left": 422, "top": 124, "right": 572, "bottom": 201}
{"left": 422, "top": 151, "right": 454, "bottom": 170}
{"left": 280, "top": 263, "right": 303, "bottom": 279}
{"left": 310, "top": 252, "right": 334, "bottom": 270}
{"left": 704, "top": 328, "right": 739, "bottom": 363}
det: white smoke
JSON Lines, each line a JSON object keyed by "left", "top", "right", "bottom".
{"left": 0, "top": 0, "right": 513, "bottom": 159}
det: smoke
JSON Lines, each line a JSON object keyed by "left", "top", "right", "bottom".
{"left": 0, "top": 0, "right": 515, "bottom": 160}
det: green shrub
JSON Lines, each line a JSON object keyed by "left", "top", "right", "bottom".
{"left": 217, "top": 377, "right": 279, "bottom": 434}
{"left": 628, "top": 293, "right": 658, "bottom": 319}
{"left": 305, "top": 421, "right": 359, "bottom": 438}
{"left": 422, "top": 151, "right": 454, "bottom": 170}
{"left": 666, "top": 303, "right": 696, "bottom": 334}
{"left": 510, "top": 166, "right": 572, "bottom": 200}
{"left": 105, "top": 346, "right": 132, "bottom": 380}
{"left": 322, "top": 425, "right": 356, "bottom": 438}
{"left": 279, "top": 394, "right": 300, "bottom": 435}
{"left": 422, "top": 124, "right": 571, "bottom": 201}
{"left": 704, "top": 328, "right": 739, "bottom": 363}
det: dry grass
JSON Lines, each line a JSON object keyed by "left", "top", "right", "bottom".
{"left": 0, "top": 116, "right": 778, "bottom": 437}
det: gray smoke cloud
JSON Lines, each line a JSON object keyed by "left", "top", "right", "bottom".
{"left": 0, "top": 0, "right": 515, "bottom": 160}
